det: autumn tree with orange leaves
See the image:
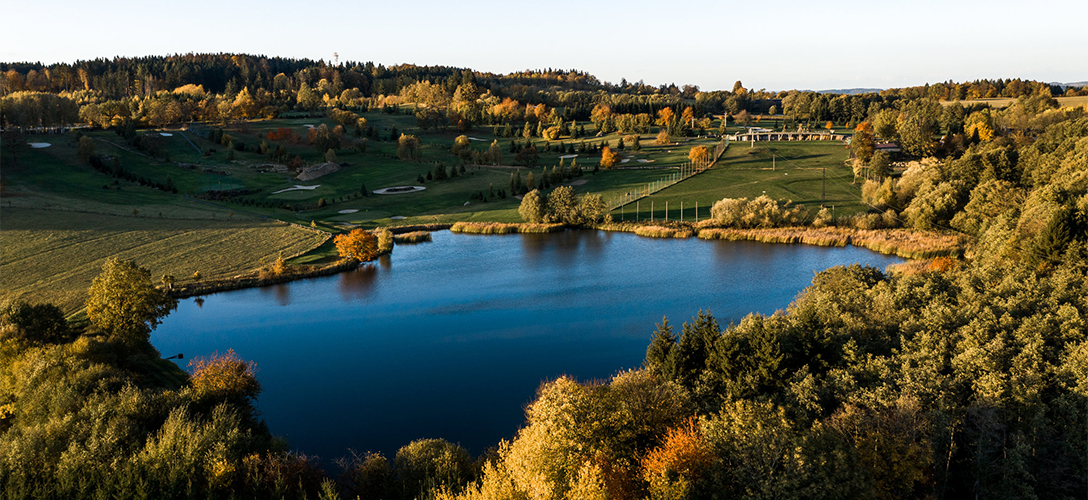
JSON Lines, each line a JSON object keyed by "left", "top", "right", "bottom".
{"left": 335, "top": 229, "right": 379, "bottom": 262}
{"left": 600, "top": 145, "right": 619, "bottom": 169}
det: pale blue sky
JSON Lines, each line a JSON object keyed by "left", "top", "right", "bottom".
{"left": 2, "top": 0, "right": 1085, "bottom": 91}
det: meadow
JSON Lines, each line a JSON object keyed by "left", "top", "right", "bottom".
{"left": 0, "top": 207, "right": 327, "bottom": 313}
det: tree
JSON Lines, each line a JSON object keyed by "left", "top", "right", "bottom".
{"left": 655, "top": 129, "right": 671, "bottom": 145}
{"left": 397, "top": 134, "right": 422, "bottom": 161}
{"left": 77, "top": 135, "right": 97, "bottom": 163}
{"left": 656, "top": 107, "right": 675, "bottom": 133}
{"left": 324, "top": 149, "right": 338, "bottom": 164}
{"left": 334, "top": 229, "right": 379, "bottom": 262}
{"left": 1, "top": 129, "right": 28, "bottom": 167}
{"left": 488, "top": 139, "right": 503, "bottom": 165}
{"left": 394, "top": 439, "right": 474, "bottom": 499}
{"left": 518, "top": 189, "right": 547, "bottom": 223}
{"left": 688, "top": 145, "right": 710, "bottom": 166}
{"left": 870, "top": 150, "right": 892, "bottom": 179}
{"left": 376, "top": 227, "right": 394, "bottom": 254}
{"left": 852, "top": 122, "right": 876, "bottom": 163}
{"left": 600, "top": 145, "right": 619, "bottom": 169}
{"left": 546, "top": 185, "right": 577, "bottom": 223}
{"left": 0, "top": 300, "right": 73, "bottom": 345}
{"left": 86, "top": 258, "right": 177, "bottom": 346}
{"left": 645, "top": 317, "right": 678, "bottom": 379}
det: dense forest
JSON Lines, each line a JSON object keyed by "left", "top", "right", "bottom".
{"left": 3, "top": 53, "right": 1088, "bottom": 498}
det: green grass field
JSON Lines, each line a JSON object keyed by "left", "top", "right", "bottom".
{"left": 610, "top": 140, "right": 864, "bottom": 221}
{"left": 0, "top": 207, "right": 328, "bottom": 314}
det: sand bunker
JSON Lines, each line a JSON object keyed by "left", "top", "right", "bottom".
{"left": 160, "top": 133, "right": 173, "bottom": 137}
{"left": 29, "top": 142, "right": 51, "bottom": 149}
{"left": 559, "top": 154, "right": 578, "bottom": 159}
{"left": 272, "top": 184, "right": 321, "bottom": 194}
{"left": 568, "top": 179, "right": 588, "bottom": 186}
{"left": 373, "top": 186, "right": 426, "bottom": 195}
{"left": 390, "top": 216, "right": 407, "bottom": 220}
{"left": 467, "top": 137, "right": 488, "bottom": 141}
{"left": 338, "top": 209, "right": 359, "bottom": 214}
{"left": 637, "top": 159, "right": 654, "bottom": 163}
{"left": 621, "top": 159, "right": 630, "bottom": 163}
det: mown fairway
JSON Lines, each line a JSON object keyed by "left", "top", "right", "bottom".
{"left": 0, "top": 208, "right": 327, "bottom": 314}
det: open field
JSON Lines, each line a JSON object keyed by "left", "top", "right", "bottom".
{"left": 940, "top": 95, "right": 1088, "bottom": 109}
{"left": 0, "top": 207, "right": 328, "bottom": 314}
{"left": 612, "top": 140, "right": 865, "bottom": 221}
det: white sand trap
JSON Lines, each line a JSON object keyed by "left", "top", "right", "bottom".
{"left": 559, "top": 154, "right": 578, "bottom": 159}
{"left": 621, "top": 159, "right": 630, "bottom": 163}
{"left": 338, "top": 209, "right": 359, "bottom": 214}
{"left": 272, "top": 184, "right": 321, "bottom": 194}
{"left": 160, "top": 133, "right": 173, "bottom": 137}
{"left": 390, "top": 216, "right": 407, "bottom": 220}
{"left": 374, "top": 186, "right": 425, "bottom": 195}
{"left": 467, "top": 136, "right": 488, "bottom": 141}
{"left": 568, "top": 179, "right": 588, "bottom": 186}
{"left": 29, "top": 142, "right": 51, "bottom": 149}
{"left": 637, "top": 159, "right": 654, "bottom": 163}
{"left": 303, "top": 124, "right": 315, "bottom": 128}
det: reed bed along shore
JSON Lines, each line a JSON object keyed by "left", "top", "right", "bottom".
{"left": 696, "top": 227, "right": 968, "bottom": 259}
{"left": 393, "top": 231, "right": 433, "bottom": 243}
{"left": 388, "top": 223, "right": 453, "bottom": 234}
{"left": 450, "top": 222, "right": 566, "bottom": 234}
{"left": 596, "top": 221, "right": 695, "bottom": 238}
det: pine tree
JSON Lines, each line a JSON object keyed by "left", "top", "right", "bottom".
{"left": 645, "top": 317, "right": 678, "bottom": 380}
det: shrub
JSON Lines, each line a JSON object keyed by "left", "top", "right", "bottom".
{"left": 334, "top": 229, "right": 379, "bottom": 262}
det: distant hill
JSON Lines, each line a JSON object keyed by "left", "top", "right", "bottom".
{"left": 1053, "top": 81, "right": 1088, "bottom": 89}
{"left": 816, "top": 88, "right": 883, "bottom": 95}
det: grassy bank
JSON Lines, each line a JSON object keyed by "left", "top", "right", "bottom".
{"left": 166, "top": 259, "right": 359, "bottom": 298}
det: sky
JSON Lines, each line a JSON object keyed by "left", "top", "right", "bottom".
{"left": 2, "top": 0, "right": 1085, "bottom": 92}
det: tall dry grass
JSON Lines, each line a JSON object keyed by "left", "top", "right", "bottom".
{"left": 697, "top": 227, "right": 968, "bottom": 259}
{"left": 393, "top": 231, "right": 433, "bottom": 243}
{"left": 450, "top": 222, "right": 565, "bottom": 234}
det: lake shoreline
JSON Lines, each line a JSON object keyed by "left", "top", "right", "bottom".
{"left": 166, "top": 224, "right": 966, "bottom": 299}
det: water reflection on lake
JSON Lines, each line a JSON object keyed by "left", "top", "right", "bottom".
{"left": 152, "top": 230, "right": 902, "bottom": 461}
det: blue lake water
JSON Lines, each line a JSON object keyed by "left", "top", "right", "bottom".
{"left": 151, "top": 230, "right": 903, "bottom": 461}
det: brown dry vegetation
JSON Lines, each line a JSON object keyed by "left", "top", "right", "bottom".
{"left": 449, "top": 222, "right": 565, "bottom": 234}
{"left": 393, "top": 231, "right": 433, "bottom": 243}
{"left": 696, "top": 226, "right": 968, "bottom": 259}
{"left": 0, "top": 207, "right": 328, "bottom": 313}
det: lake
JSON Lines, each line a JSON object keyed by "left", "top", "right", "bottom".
{"left": 151, "top": 230, "right": 903, "bottom": 461}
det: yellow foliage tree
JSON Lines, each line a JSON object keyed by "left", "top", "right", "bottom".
{"left": 600, "top": 145, "right": 619, "bottom": 169}
{"left": 656, "top": 107, "right": 675, "bottom": 128}
{"left": 688, "top": 145, "right": 710, "bottom": 166}
{"left": 335, "top": 229, "right": 379, "bottom": 262}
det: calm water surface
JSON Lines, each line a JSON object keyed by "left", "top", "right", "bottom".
{"left": 152, "top": 230, "right": 902, "bottom": 461}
